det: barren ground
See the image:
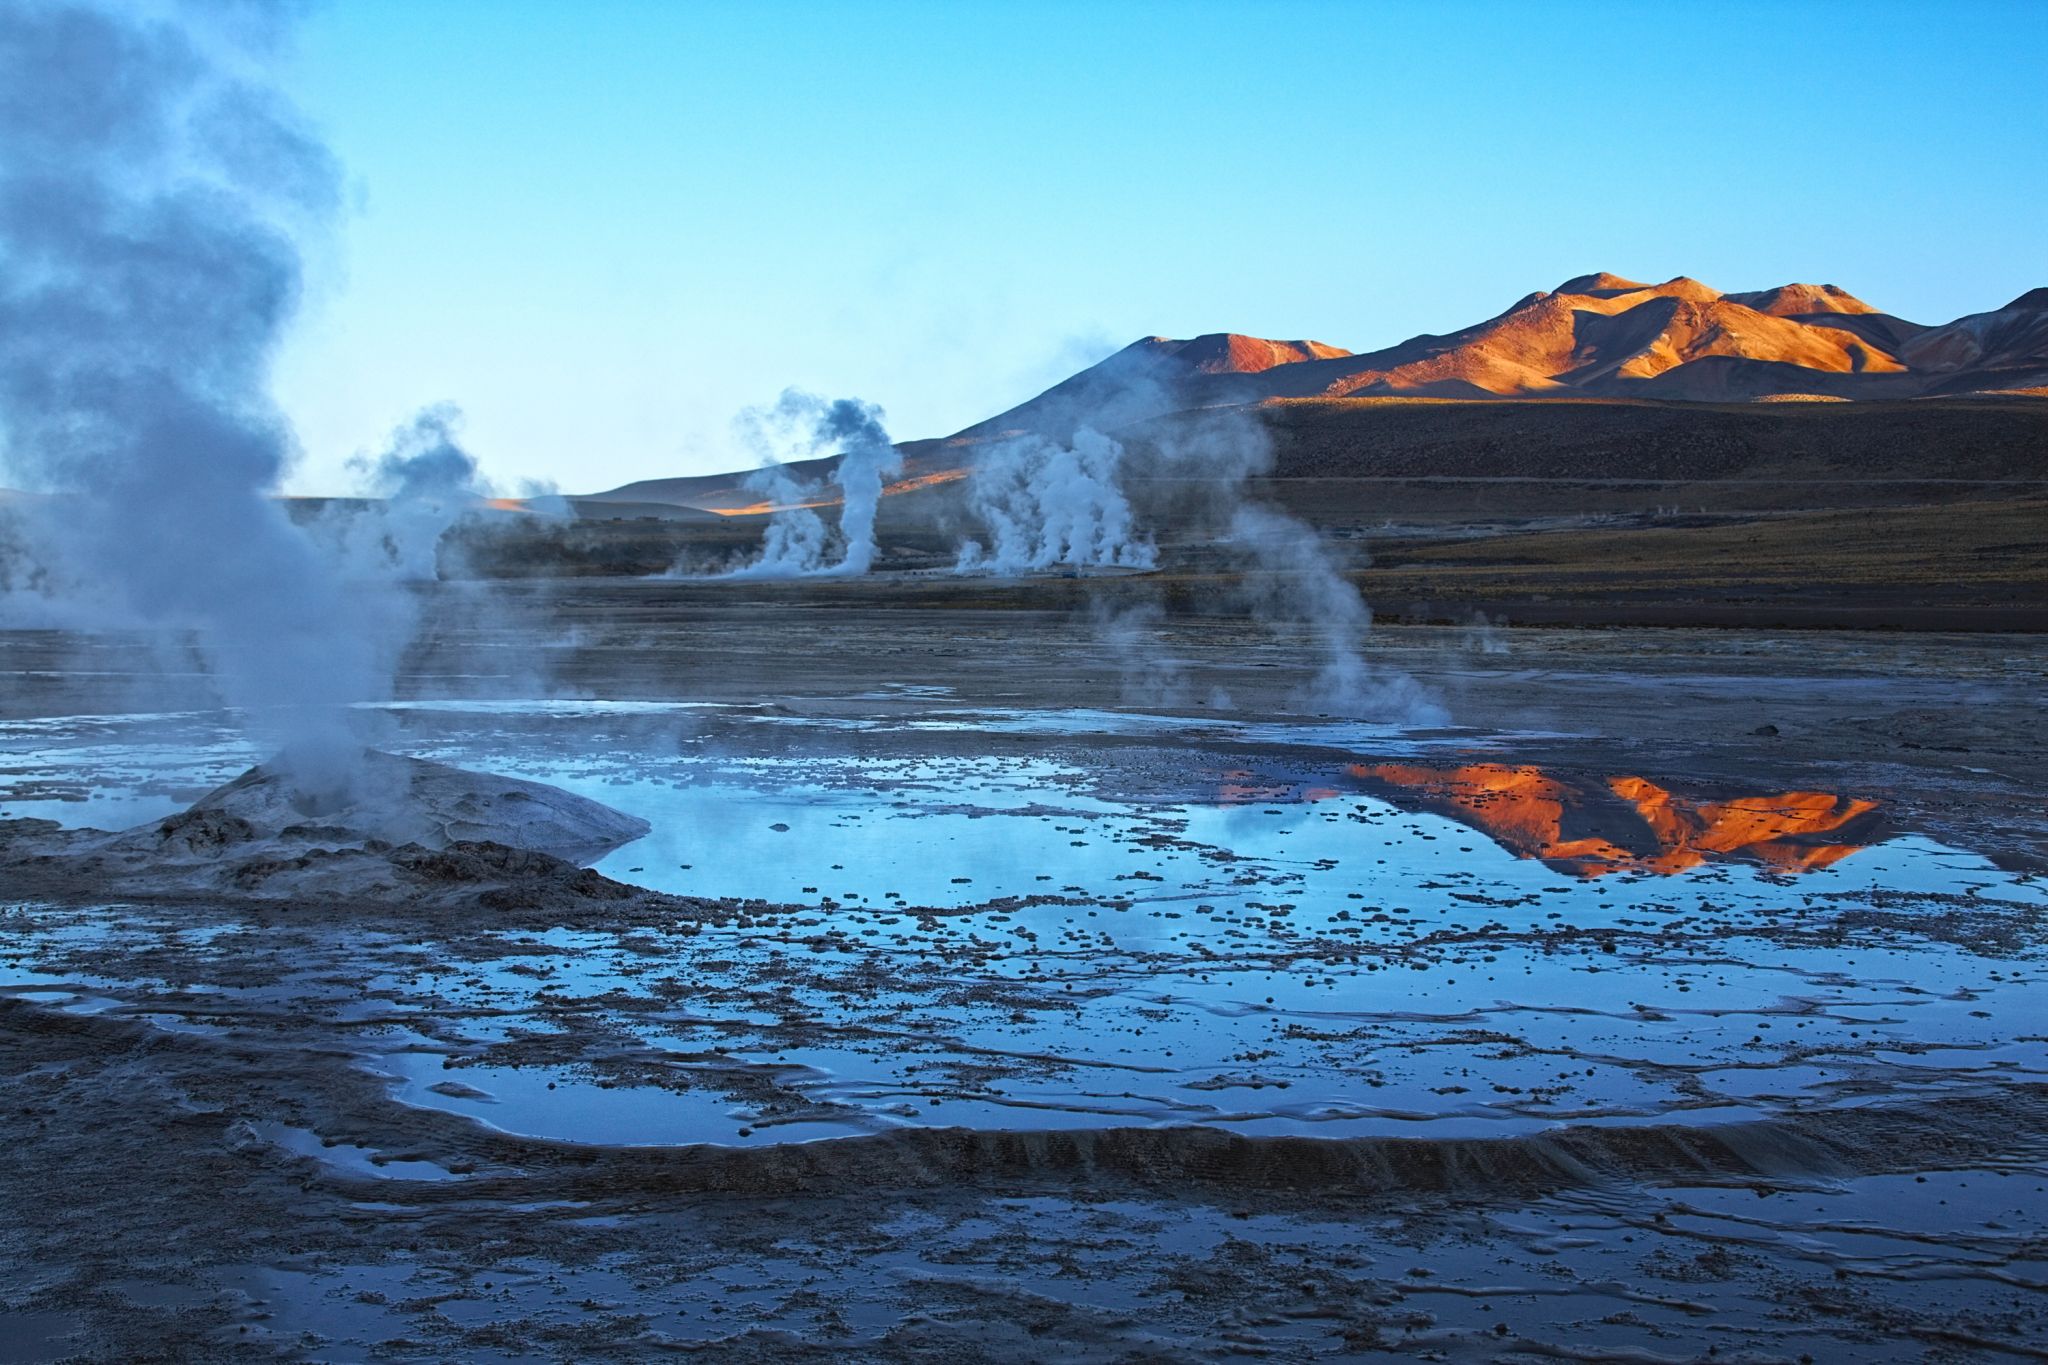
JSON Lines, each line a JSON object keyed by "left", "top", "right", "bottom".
{"left": 1, "top": 590, "right": 2045, "bottom": 1361}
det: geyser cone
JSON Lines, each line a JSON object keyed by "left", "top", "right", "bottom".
{"left": 190, "top": 749, "right": 651, "bottom": 863}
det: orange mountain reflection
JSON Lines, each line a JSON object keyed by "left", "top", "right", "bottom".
{"left": 1223, "top": 762, "right": 1884, "bottom": 878}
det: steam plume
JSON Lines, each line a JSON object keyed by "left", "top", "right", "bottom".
{"left": 720, "top": 389, "right": 902, "bottom": 578}
{"left": 946, "top": 344, "right": 1442, "bottom": 723}
{"left": 1227, "top": 503, "right": 1444, "bottom": 721}
{"left": 954, "top": 428, "right": 1153, "bottom": 574}
{"left": 350, "top": 404, "right": 494, "bottom": 582}
{"left": 0, "top": 0, "right": 380, "bottom": 794}
{"left": 727, "top": 466, "right": 830, "bottom": 579}
{"left": 817, "top": 395, "right": 899, "bottom": 576}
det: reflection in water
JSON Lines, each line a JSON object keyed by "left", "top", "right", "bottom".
{"left": 1605, "top": 774, "right": 1880, "bottom": 876}
{"left": 1229, "top": 761, "right": 1884, "bottom": 878}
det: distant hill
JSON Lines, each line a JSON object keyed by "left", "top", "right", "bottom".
{"left": 582, "top": 276, "right": 2048, "bottom": 510}
{"left": 961, "top": 276, "right": 2048, "bottom": 440}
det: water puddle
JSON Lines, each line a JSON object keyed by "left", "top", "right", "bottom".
{"left": 2, "top": 696, "right": 2044, "bottom": 1150}
{"left": 243, "top": 1121, "right": 454, "bottom": 1181}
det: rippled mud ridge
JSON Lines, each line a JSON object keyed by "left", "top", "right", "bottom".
{"left": 2, "top": 678, "right": 2046, "bottom": 1360}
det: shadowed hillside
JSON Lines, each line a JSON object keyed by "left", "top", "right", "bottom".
{"left": 1136, "top": 395, "right": 2048, "bottom": 485}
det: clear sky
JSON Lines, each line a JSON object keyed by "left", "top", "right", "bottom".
{"left": 272, "top": 0, "right": 2048, "bottom": 494}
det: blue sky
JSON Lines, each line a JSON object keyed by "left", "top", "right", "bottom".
{"left": 273, "top": 0, "right": 2048, "bottom": 494}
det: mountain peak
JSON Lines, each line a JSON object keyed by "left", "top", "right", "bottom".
{"left": 1554, "top": 272, "right": 1648, "bottom": 297}
{"left": 1729, "top": 283, "right": 1879, "bottom": 317}
{"left": 1650, "top": 276, "right": 1723, "bottom": 305}
{"left": 1552, "top": 274, "right": 1721, "bottom": 306}
{"left": 959, "top": 280, "right": 2045, "bottom": 440}
{"left": 1157, "top": 333, "right": 1351, "bottom": 375}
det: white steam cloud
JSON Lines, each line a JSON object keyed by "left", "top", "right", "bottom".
{"left": 714, "top": 390, "right": 902, "bottom": 579}
{"left": 719, "top": 465, "right": 829, "bottom": 580}
{"left": 344, "top": 404, "right": 495, "bottom": 582}
{"left": 946, "top": 346, "right": 1444, "bottom": 724}
{"left": 954, "top": 428, "right": 1153, "bottom": 574}
{"left": 0, "top": 2, "right": 517, "bottom": 796}
{"left": 0, "top": 0, "right": 392, "bottom": 794}
{"left": 1227, "top": 502, "right": 1445, "bottom": 722}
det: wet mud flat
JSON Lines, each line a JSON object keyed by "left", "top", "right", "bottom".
{"left": 2, "top": 605, "right": 2046, "bottom": 1360}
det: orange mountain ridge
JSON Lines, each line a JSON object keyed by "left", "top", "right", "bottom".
{"left": 583, "top": 273, "right": 2046, "bottom": 506}
{"left": 961, "top": 275, "right": 2048, "bottom": 438}
{"left": 1140, "top": 334, "right": 1352, "bottom": 374}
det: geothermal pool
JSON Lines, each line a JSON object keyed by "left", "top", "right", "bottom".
{"left": 4, "top": 696, "right": 2042, "bottom": 1152}
{"left": 5, "top": 617, "right": 2047, "bottom": 1363}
